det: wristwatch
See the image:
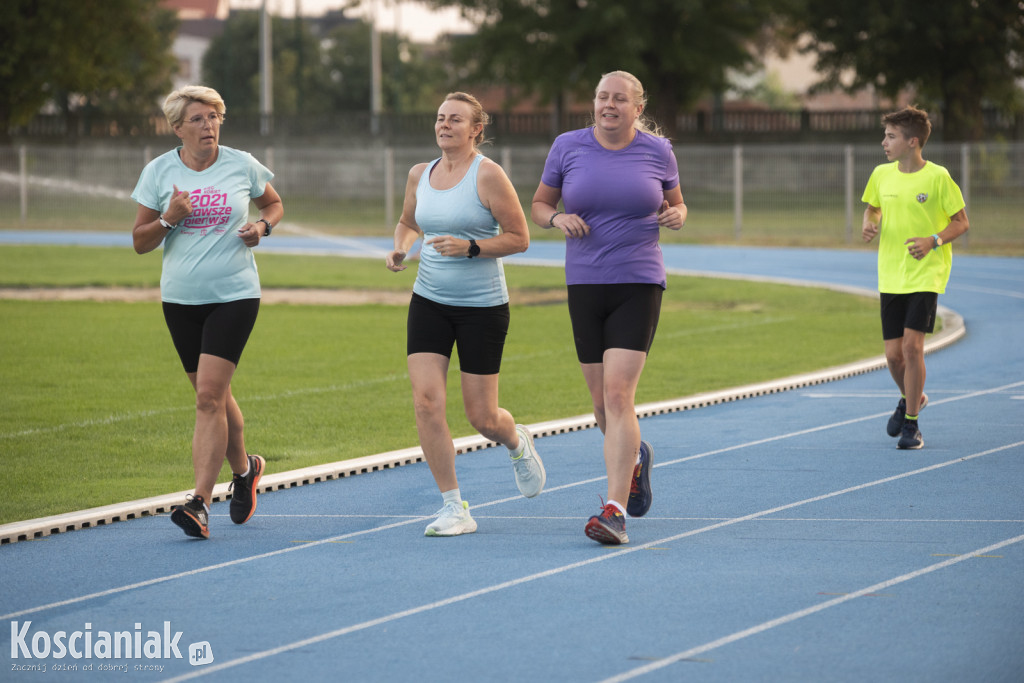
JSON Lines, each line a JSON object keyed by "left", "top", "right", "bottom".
{"left": 158, "top": 215, "right": 175, "bottom": 230}
{"left": 257, "top": 218, "right": 273, "bottom": 236}
{"left": 932, "top": 234, "right": 943, "bottom": 248}
{"left": 467, "top": 239, "right": 480, "bottom": 258}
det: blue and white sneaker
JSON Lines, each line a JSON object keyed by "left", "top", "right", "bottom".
{"left": 424, "top": 500, "right": 477, "bottom": 537}
{"left": 510, "top": 424, "right": 546, "bottom": 498}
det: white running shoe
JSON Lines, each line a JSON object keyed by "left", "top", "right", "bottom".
{"left": 510, "top": 424, "right": 546, "bottom": 498}
{"left": 424, "top": 500, "right": 477, "bottom": 537}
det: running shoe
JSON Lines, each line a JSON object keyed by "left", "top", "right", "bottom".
{"left": 510, "top": 424, "right": 546, "bottom": 498}
{"left": 897, "top": 420, "right": 923, "bottom": 450}
{"left": 887, "top": 394, "right": 928, "bottom": 437}
{"left": 626, "top": 440, "right": 654, "bottom": 518}
{"left": 424, "top": 500, "right": 477, "bottom": 537}
{"left": 584, "top": 502, "right": 628, "bottom": 545}
{"left": 229, "top": 454, "right": 265, "bottom": 524}
{"left": 171, "top": 495, "right": 209, "bottom": 539}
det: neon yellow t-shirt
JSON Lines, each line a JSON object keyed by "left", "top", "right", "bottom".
{"left": 861, "top": 161, "right": 965, "bottom": 294}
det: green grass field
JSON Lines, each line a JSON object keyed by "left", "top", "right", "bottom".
{"left": 0, "top": 245, "right": 884, "bottom": 524}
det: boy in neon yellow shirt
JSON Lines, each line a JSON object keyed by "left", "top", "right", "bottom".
{"left": 862, "top": 106, "right": 969, "bottom": 449}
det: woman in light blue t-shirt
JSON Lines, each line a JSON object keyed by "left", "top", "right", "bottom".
{"left": 131, "top": 86, "right": 284, "bottom": 540}
{"left": 385, "top": 92, "right": 546, "bottom": 538}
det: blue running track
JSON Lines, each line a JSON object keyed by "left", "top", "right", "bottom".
{"left": 1, "top": 231, "right": 1022, "bottom": 682}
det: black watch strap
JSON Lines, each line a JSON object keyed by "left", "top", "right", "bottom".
{"left": 257, "top": 218, "right": 272, "bottom": 236}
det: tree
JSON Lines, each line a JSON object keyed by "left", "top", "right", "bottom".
{"left": 791, "top": 0, "right": 1024, "bottom": 141}
{"left": 0, "top": 0, "right": 178, "bottom": 139}
{"left": 421, "top": 0, "right": 788, "bottom": 137}
{"left": 203, "top": 12, "right": 451, "bottom": 120}
{"left": 202, "top": 11, "right": 332, "bottom": 118}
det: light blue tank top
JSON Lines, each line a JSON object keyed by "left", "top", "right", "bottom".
{"left": 412, "top": 154, "right": 508, "bottom": 307}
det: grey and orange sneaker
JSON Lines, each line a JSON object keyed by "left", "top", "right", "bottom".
{"left": 585, "top": 502, "right": 628, "bottom": 545}
{"left": 229, "top": 454, "right": 265, "bottom": 524}
{"left": 171, "top": 495, "right": 209, "bottom": 539}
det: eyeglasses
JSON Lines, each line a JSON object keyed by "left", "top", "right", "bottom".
{"left": 184, "top": 112, "right": 224, "bottom": 126}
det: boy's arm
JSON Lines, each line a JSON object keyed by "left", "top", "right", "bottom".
{"left": 862, "top": 205, "right": 882, "bottom": 243}
{"left": 904, "top": 208, "right": 970, "bottom": 261}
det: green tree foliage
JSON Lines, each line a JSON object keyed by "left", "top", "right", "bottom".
{"left": 202, "top": 11, "right": 331, "bottom": 117}
{"left": 0, "top": 0, "right": 178, "bottom": 138}
{"left": 791, "top": 0, "right": 1024, "bottom": 141}
{"left": 422, "top": 0, "right": 786, "bottom": 136}
{"left": 202, "top": 11, "right": 451, "bottom": 118}
{"left": 322, "top": 21, "right": 452, "bottom": 112}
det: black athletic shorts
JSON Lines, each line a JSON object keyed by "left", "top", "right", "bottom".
{"left": 880, "top": 292, "right": 938, "bottom": 340}
{"left": 406, "top": 292, "right": 510, "bottom": 376}
{"left": 162, "top": 298, "right": 260, "bottom": 373}
{"left": 567, "top": 283, "right": 663, "bottom": 364}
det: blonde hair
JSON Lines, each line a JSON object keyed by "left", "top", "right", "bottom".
{"left": 163, "top": 85, "right": 226, "bottom": 128}
{"left": 594, "top": 70, "right": 663, "bottom": 138}
{"left": 444, "top": 92, "right": 490, "bottom": 146}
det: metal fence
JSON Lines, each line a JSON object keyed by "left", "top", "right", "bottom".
{"left": 2, "top": 141, "right": 1022, "bottom": 251}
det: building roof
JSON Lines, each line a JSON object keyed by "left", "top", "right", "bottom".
{"left": 161, "top": 0, "right": 228, "bottom": 21}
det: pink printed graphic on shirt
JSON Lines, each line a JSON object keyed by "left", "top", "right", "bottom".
{"left": 180, "top": 186, "right": 232, "bottom": 234}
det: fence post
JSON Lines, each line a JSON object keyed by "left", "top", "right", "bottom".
{"left": 384, "top": 146, "right": 395, "bottom": 230}
{"left": 844, "top": 145, "right": 854, "bottom": 243}
{"left": 733, "top": 145, "right": 743, "bottom": 241}
{"left": 960, "top": 143, "right": 970, "bottom": 249}
{"left": 19, "top": 145, "right": 27, "bottom": 222}
{"left": 501, "top": 147, "right": 511, "bottom": 175}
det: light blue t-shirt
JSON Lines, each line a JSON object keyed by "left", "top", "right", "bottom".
{"left": 131, "top": 146, "right": 274, "bottom": 304}
{"left": 412, "top": 154, "right": 509, "bottom": 307}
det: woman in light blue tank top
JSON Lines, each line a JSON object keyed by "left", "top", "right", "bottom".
{"left": 385, "top": 92, "right": 547, "bottom": 537}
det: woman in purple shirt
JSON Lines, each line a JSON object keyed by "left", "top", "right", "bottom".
{"left": 532, "top": 70, "right": 687, "bottom": 545}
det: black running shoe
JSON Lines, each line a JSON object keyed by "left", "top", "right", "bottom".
{"left": 229, "top": 454, "right": 265, "bottom": 524}
{"left": 171, "top": 495, "right": 209, "bottom": 539}
{"left": 585, "top": 502, "right": 628, "bottom": 545}
{"left": 886, "top": 398, "right": 907, "bottom": 437}
{"left": 887, "top": 394, "right": 928, "bottom": 437}
{"left": 897, "top": 420, "right": 923, "bottom": 450}
{"left": 626, "top": 440, "right": 654, "bottom": 518}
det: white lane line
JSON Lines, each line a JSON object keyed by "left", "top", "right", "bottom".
{"left": 151, "top": 439, "right": 1024, "bottom": 682}
{"left": 599, "top": 531, "right": 1024, "bottom": 683}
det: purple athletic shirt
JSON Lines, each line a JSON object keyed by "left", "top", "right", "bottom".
{"left": 540, "top": 128, "right": 680, "bottom": 288}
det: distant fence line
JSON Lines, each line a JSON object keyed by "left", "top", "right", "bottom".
{"left": 10, "top": 107, "right": 1024, "bottom": 145}
{"left": 1, "top": 141, "right": 1021, "bottom": 250}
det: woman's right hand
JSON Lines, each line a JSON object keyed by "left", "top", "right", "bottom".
{"left": 552, "top": 212, "right": 590, "bottom": 239}
{"left": 386, "top": 250, "right": 408, "bottom": 272}
{"left": 166, "top": 184, "right": 193, "bottom": 225}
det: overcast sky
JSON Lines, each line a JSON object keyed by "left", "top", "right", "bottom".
{"left": 229, "top": 0, "right": 475, "bottom": 42}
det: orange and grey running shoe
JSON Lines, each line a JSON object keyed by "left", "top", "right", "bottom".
{"left": 171, "top": 494, "right": 209, "bottom": 539}
{"left": 229, "top": 454, "right": 265, "bottom": 524}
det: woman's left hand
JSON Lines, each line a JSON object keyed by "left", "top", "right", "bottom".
{"left": 426, "top": 235, "right": 467, "bottom": 258}
{"left": 657, "top": 200, "right": 685, "bottom": 230}
{"left": 238, "top": 222, "right": 263, "bottom": 247}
